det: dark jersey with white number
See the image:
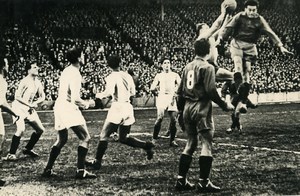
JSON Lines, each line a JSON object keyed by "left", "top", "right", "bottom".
{"left": 177, "top": 56, "right": 225, "bottom": 108}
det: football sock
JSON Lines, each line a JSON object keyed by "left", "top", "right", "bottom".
{"left": 153, "top": 122, "right": 161, "bottom": 140}
{"left": 122, "top": 136, "right": 146, "bottom": 148}
{"left": 169, "top": 121, "right": 177, "bottom": 143}
{"left": 45, "top": 146, "right": 61, "bottom": 170}
{"left": 231, "top": 113, "right": 236, "bottom": 129}
{"left": 199, "top": 156, "right": 213, "bottom": 180}
{"left": 77, "top": 146, "right": 88, "bottom": 169}
{"left": 95, "top": 140, "right": 108, "bottom": 162}
{"left": 178, "top": 154, "right": 193, "bottom": 179}
{"left": 236, "top": 118, "right": 240, "bottom": 129}
{"left": 25, "top": 132, "right": 42, "bottom": 150}
{"left": 9, "top": 135, "right": 21, "bottom": 154}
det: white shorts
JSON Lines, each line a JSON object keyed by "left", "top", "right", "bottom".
{"left": 0, "top": 112, "right": 4, "bottom": 136}
{"left": 54, "top": 100, "right": 86, "bottom": 130}
{"left": 156, "top": 94, "right": 178, "bottom": 112}
{"left": 12, "top": 101, "right": 40, "bottom": 122}
{"left": 106, "top": 102, "right": 135, "bottom": 126}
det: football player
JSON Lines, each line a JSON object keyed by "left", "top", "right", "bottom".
{"left": 0, "top": 57, "right": 19, "bottom": 186}
{"left": 221, "top": 72, "right": 257, "bottom": 134}
{"left": 175, "top": 39, "right": 234, "bottom": 192}
{"left": 150, "top": 56, "right": 181, "bottom": 147}
{"left": 219, "top": 0, "right": 292, "bottom": 83}
{"left": 85, "top": 55, "right": 155, "bottom": 170}
{"left": 4, "top": 62, "right": 45, "bottom": 161}
{"left": 42, "top": 47, "right": 96, "bottom": 179}
{"left": 196, "top": 2, "right": 234, "bottom": 82}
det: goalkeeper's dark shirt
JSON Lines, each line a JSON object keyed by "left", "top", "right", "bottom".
{"left": 221, "top": 12, "right": 282, "bottom": 46}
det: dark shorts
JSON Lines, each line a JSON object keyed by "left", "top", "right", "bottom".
{"left": 183, "top": 100, "right": 214, "bottom": 135}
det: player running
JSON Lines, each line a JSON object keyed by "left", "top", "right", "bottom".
{"left": 150, "top": 56, "right": 181, "bottom": 147}
{"left": 85, "top": 55, "right": 155, "bottom": 170}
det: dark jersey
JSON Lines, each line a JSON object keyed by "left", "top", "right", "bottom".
{"left": 177, "top": 57, "right": 226, "bottom": 109}
{"left": 222, "top": 12, "right": 282, "bottom": 45}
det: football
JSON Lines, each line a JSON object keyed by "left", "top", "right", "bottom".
{"left": 223, "top": 0, "right": 237, "bottom": 13}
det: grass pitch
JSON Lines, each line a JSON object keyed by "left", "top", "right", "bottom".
{"left": 1, "top": 103, "right": 299, "bottom": 195}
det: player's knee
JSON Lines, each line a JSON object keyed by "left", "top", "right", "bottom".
{"left": 15, "top": 129, "right": 24, "bottom": 137}
{"left": 155, "top": 117, "right": 163, "bottom": 125}
{"left": 99, "top": 131, "right": 109, "bottom": 141}
{"left": 79, "top": 133, "right": 90, "bottom": 144}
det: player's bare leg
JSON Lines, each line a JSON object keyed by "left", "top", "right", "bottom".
{"left": 233, "top": 56, "right": 244, "bottom": 77}
{"left": 244, "top": 61, "right": 251, "bottom": 83}
{"left": 216, "top": 68, "right": 234, "bottom": 82}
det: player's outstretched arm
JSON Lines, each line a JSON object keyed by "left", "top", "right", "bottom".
{"left": 198, "top": 4, "right": 228, "bottom": 40}
{"left": 260, "top": 16, "right": 293, "bottom": 55}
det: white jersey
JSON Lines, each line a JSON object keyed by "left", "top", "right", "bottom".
{"left": 0, "top": 75, "right": 7, "bottom": 106}
{"left": 150, "top": 72, "right": 181, "bottom": 95}
{"left": 14, "top": 75, "right": 44, "bottom": 105}
{"left": 99, "top": 71, "right": 135, "bottom": 103}
{"left": 54, "top": 65, "right": 86, "bottom": 130}
{"left": 56, "top": 65, "right": 82, "bottom": 105}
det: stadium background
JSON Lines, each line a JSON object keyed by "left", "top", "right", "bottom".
{"left": 0, "top": 0, "right": 299, "bottom": 106}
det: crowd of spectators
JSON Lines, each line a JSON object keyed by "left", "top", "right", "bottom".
{"left": 1, "top": 0, "right": 299, "bottom": 102}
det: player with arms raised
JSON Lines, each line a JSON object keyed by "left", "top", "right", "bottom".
{"left": 196, "top": 2, "right": 234, "bottom": 82}
{"left": 219, "top": 0, "right": 292, "bottom": 84}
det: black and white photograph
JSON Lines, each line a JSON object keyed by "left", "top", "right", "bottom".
{"left": 0, "top": 0, "right": 299, "bottom": 195}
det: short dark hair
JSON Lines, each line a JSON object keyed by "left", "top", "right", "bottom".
{"left": 244, "top": 0, "right": 259, "bottom": 8}
{"left": 25, "top": 61, "right": 37, "bottom": 72}
{"left": 194, "top": 39, "right": 210, "bottom": 57}
{"left": 234, "top": 72, "right": 243, "bottom": 81}
{"left": 160, "top": 55, "right": 170, "bottom": 64}
{"left": 66, "top": 47, "right": 82, "bottom": 64}
{"left": 107, "top": 55, "right": 121, "bottom": 69}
